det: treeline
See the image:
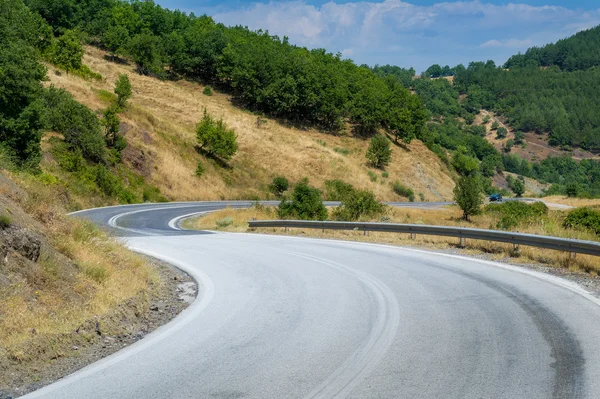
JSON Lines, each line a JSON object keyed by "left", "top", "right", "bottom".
{"left": 25, "top": 0, "right": 426, "bottom": 135}
{"left": 454, "top": 61, "right": 600, "bottom": 151}
{"left": 505, "top": 26, "right": 600, "bottom": 71}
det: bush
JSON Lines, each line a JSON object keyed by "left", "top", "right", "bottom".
{"left": 392, "top": 181, "right": 414, "bottom": 202}
{"left": 506, "top": 174, "right": 525, "bottom": 197}
{"left": 491, "top": 120, "right": 500, "bottom": 130}
{"left": 324, "top": 179, "right": 355, "bottom": 201}
{"left": 0, "top": 214, "right": 12, "bottom": 229}
{"left": 333, "top": 189, "right": 385, "bottom": 221}
{"left": 269, "top": 176, "right": 289, "bottom": 197}
{"left": 203, "top": 86, "right": 213, "bottom": 96}
{"left": 563, "top": 207, "right": 600, "bottom": 236}
{"left": 485, "top": 201, "right": 548, "bottom": 230}
{"left": 366, "top": 134, "right": 391, "bottom": 169}
{"left": 278, "top": 179, "right": 327, "bottom": 220}
{"left": 496, "top": 127, "right": 508, "bottom": 139}
{"left": 195, "top": 161, "right": 205, "bottom": 177}
{"left": 215, "top": 217, "right": 233, "bottom": 228}
{"left": 114, "top": 74, "right": 132, "bottom": 109}
{"left": 566, "top": 183, "right": 579, "bottom": 198}
{"left": 382, "top": 171, "right": 389, "bottom": 178}
{"left": 50, "top": 30, "right": 83, "bottom": 72}
{"left": 368, "top": 170, "right": 377, "bottom": 182}
{"left": 418, "top": 192, "right": 425, "bottom": 201}
{"left": 41, "top": 86, "right": 106, "bottom": 162}
{"left": 94, "top": 165, "right": 121, "bottom": 197}
{"left": 196, "top": 109, "right": 238, "bottom": 160}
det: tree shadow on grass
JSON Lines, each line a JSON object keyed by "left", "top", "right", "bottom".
{"left": 194, "top": 146, "right": 232, "bottom": 170}
{"left": 103, "top": 54, "right": 130, "bottom": 65}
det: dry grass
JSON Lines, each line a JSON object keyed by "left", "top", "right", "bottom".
{"left": 0, "top": 170, "right": 157, "bottom": 368}
{"left": 540, "top": 196, "right": 600, "bottom": 208}
{"left": 184, "top": 206, "right": 600, "bottom": 275}
{"left": 45, "top": 46, "right": 455, "bottom": 202}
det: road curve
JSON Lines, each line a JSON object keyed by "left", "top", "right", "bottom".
{"left": 24, "top": 202, "right": 600, "bottom": 399}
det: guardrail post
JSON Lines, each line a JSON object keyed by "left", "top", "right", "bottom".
{"left": 459, "top": 237, "right": 466, "bottom": 248}
{"left": 570, "top": 252, "right": 576, "bottom": 260}
{"left": 285, "top": 226, "right": 288, "bottom": 232}
{"left": 364, "top": 229, "right": 369, "bottom": 236}
{"left": 410, "top": 233, "right": 416, "bottom": 240}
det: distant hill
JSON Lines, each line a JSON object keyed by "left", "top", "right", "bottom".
{"left": 505, "top": 25, "right": 600, "bottom": 71}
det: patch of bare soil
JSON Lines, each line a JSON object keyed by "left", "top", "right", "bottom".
{"left": 0, "top": 256, "right": 196, "bottom": 399}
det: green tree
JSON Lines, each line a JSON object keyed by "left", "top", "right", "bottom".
{"left": 196, "top": 109, "right": 238, "bottom": 160}
{"left": 566, "top": 182, "right": 579, "bottom": 198}
{"left": 103, "top": 24, "right": 129, "bottom": 57}
{"left": 114, "top": 74, "right": 132, "bottom": 108}
{"left": 102, "top": 106, "right": 120, "bottom": 147}
{"left": 278, "top": 179, "right": 327, "bottom": 220}
{"left": 366, "top": 134, "right": 392, "bottom": 169}
{"left": 269, "top": 176, "right": 289, "bottom": 197}
{"left": 452, "top": 149, "right": 479, "bottom": 176}
{"left": 332, "top": 189, "right": 384, "bottom": 221}
{"left": 51, "top": 29, "right": 83, "bottom": 71}
{"left": 454, "top": 175, "right": 483, "bottom": 221}
{"left": 126, "top": 33, "right": 161, "bottom": 75}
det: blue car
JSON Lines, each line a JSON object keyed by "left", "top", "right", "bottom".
{"left": 489, "top": 193, "right": 503, "bottom": 202}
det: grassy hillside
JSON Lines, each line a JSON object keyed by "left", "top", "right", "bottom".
{"left": 44, "top": 46, "right": 455, "bottom": 203}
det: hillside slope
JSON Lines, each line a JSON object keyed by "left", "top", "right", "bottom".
{"left": 45, "top": 46, "right": 455, "bottom": 202}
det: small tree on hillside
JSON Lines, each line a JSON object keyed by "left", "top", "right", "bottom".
{"left": 278, "top": 179, "right": 327, "bottom": 220}
{"left": 454, "top": 175, "right": 483, "bottom": 221}
{"left": 196, "top": 109, "right": 238, "bottom": 160}
{"left": 114, "top": 74, "right": 132, "bottom": 109}
{"left": 102, "top": 106, "right": 120, "bottom": 147}
{"left": 269, "top": 176, "right": 289, "bottom": 197}
{"left": 51, "top": 30, "right": 83, "bottom": 72}
{"left": 366, "top": 134, "right": 391, "bottom": 169}
{"left": 511, "top": 178, "right": 525, "bottom": 197}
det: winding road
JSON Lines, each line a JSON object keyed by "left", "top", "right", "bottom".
{"left": 24, "top": 201, "right": 600, "bottom": 399}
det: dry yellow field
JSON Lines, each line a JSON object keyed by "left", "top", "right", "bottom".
{"left": 183, "top": 205, "right": 600, "bottom": 274}
{"left": 45, "top": 46, "right": 455, "bottom": 202}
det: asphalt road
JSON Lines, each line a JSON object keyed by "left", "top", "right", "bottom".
{"left": 24, "top": 201, "right": 600, "bottom": 399}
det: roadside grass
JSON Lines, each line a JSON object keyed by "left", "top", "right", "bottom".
{"left": 183, "top": 206, "right": 600, "bottom": 275}
{"left": 0, "top": 170, "right": 158, "bottom": 370}
{"left": 540, "top": 196, "right": 600, "bottom": 208}
{"left": 44, "top": 46, "right": 456, "bottom": 202}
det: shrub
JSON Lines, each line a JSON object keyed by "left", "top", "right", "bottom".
{"left": 203, "top": 86, "right": 213, "bottom": 96}
{"left": 418, "top": 192, "right": 425, "bottom": 201}
{"left": 196, "top": 109, "right": 238, "bottom": 161}
{"left": 41, "top": 86, "right": 106, "bottom": 162}
{"left": 334, "top": 147, "right": 350, "bottom": 156}
{"left": 382, "top": 171, "right": 389, "bottom": 178}
{"left": 485, "top": 201, "right": 548, "bottom": 230}
{"left": 482, "top": 115, "right": 491, "bottom": 124}
{"left": 454, "top": 175, "right": 482, "bottom": 221}
{"left": 392, "top": 181, "right": 415, "bottom": 202}
{"left": 496, "top": 127, "right": 508, "bottom": 139}
{"left": 324, "top": 179, "right": 354, "bottom": 201}
{"left": 50, "top": 30, "right": 83, "bottom": 72}
{"left": 278, "top": 179, "right": 327, "bottom": 220}
{"left": 94, "top": 165, "right": 121, "bottom": 197}
{"left": 114, "top": 74, "right": 132, "bottom": 108}
{"left": 563, "top": 207, "right": 600, "bottom": 236}
{"left": 0, "top": 214, "right": 12, "bottom": 229}
{"left": 368, "top": 170, "right": 378, "bottom": 182}
{"left": 333, "top": 189, "right": 385, "bottom": 221}
{"left": 491, "top": 120, "right": 500, "bottom": 130}
{"left": 566, "top": 183, "right": 579, "bottom": 198}
{"left": 195, "top": 161, "right": 205, "bottom": 177}
{"left": 366, "top": 134, "right": 391, "bottom": 169}
{"left": 269, "top": 176, "right": 289, "bottom": 197}
{"left": 215, "top": 217, "right": 233, "bottom": 228}
{"left": 506, "top": 175, "right": 525, "bottom": 197}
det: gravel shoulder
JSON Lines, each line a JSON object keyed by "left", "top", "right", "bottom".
{"left": 1, "top": 256, "right": 197, "bottom": 399}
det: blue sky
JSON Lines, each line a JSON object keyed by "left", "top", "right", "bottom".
{"left": 156, "top": 0, "right": 600, "bottom": 72}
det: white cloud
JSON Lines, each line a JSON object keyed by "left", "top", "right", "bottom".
{"left": 210, "top": 1, "right": 600, "bottom": 71}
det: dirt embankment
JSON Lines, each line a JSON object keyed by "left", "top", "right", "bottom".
{"left": 0, "top": 172, "right": 196, "bottom": 398}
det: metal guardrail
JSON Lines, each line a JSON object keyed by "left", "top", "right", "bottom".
{"left": 247, "top": 220, "right": 600, "bottom": 258}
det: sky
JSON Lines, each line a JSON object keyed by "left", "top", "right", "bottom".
{"left": 156, "top": 0, "right": 600, "bottom": 72}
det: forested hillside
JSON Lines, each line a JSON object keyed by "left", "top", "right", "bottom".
{"left": 505, "top": 26, "right": 600, "bottom": 70}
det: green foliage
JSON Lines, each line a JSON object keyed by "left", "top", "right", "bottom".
{"left": 452, "top": 150, "right": 479, "bottom": 176}
{"left": 491, "top": 120, "right": 500, "bottom": 130}
{"left": 486, "top": 201, "right": 549, "bottom": 230}
{"left": 454, "top": 175, "right": 483, "bottom": 221}
{"left": 215, "top": 217, "right": 233, "bottom": 228}
{"left": 102, "top": 106, "right": 120, "bottom": 146}
{"left": 278, "top": 179, "right": 327, "bottom": 221}
{"left": 269, "top": 176, "right": 289, "bottom": 197}
{"left": 367, "top": 171, "right": 377, "bottom": 182}
{"left": 506, "top": 175, "right": 525, "bottom": 197}
{"left": 496, "top": 127, "right": 508, "bottom": 139}
{"left": 324, "top": 179, "right": 354, "bottom": 201}
{"left": 203, "top": 86, "right": 213, "bottom": 96}
{"left": 50, "top": 29, "right": 83, "bottom": 72}
{"left": 381, "top": 171, "right": 389, "bottom": 178}
{"left": 334, "top": 147, "right": 351, "bottom": 156}
{"left": 195, "top": 161, "right": 205, "bottom": 177}
{"left": 391, "top": 181, "right": 414, "bottom": 202}
{"left": 40, "top": 86, "right": 106, "bottom": 162}
{"left": 126, "top": 33, "right": 162, "bottom": 76}
{"left": 196, "top": 109, "right": 238, "bottom": 161}
{"left": 0, "top": 213, "right": 12, "bottom": 229}
{"left": 366, "top": 134, "right": 391, "bottom": 169}
{"left": 114, "top": 74, "right": 132, "bottom": 109}
{"left": 332, "top": 189, "right": 385, "bottom": 221}
{"left": 418, "top": 192, "right": 425, "bottom": 201}
{"left": 503, "top": 139, "right": 514, "bottom": 153}
{"left": 563, "top": 207, "right": 600, "bottom": 236}
{"left": 514, "top": 131, "right": 525, "bottom": 145}
{"left": 566, "top": 183, "right": 579, "bottom": 198}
